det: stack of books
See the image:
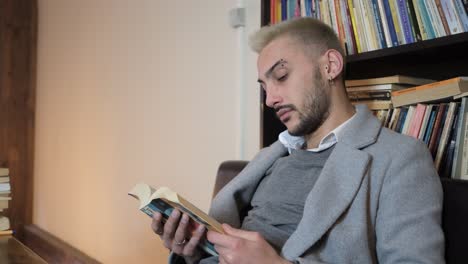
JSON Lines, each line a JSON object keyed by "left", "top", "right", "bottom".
{"left": 0, "top": 168, "right": 12, "bottom": 235}
{"left": 345, "top": 75, "right": 434, "bottom": 123}
{"left": 386, "top": 77, "right": 468, "bottom": 179}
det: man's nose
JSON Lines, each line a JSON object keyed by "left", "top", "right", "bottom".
{"left": 265, "top": 87, "right": 282, "bottom": 108}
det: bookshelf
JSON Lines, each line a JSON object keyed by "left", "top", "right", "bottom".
{"left": 0, "top": 0, "right": 37, "bottom": 239}
{"left": 260, "top": 1, "right": 468, "bottom": 147}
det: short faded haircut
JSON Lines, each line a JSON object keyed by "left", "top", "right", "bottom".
{"left": 249, "top": 18, "right": 345, "bottom": 62}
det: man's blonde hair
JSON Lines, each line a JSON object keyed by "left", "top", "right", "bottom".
{"left": 249, "top": 18, "right": 345, "bottom": 61}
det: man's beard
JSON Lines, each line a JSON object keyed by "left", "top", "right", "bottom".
{"left": 286, "top": 68, "right": 331, "bottom": 136}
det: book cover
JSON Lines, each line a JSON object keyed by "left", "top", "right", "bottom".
{"left": 128, "top": 183, "right": 223, "bottom": 256}
{"left": 345, "top": 75, "right": 434, "bottom": 87}
{"left": 391, "top": 77, "right": 468, "bottom": 107}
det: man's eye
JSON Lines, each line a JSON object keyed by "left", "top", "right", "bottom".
{"left": 278, "top": 74, "right": 288, "bottom": 81}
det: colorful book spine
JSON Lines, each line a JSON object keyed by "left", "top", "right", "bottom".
{"left": 383, "top": 0, "right": 400, "bottom": 46}
{"left": 441, "top": 0, "right": 464, "bottom": 34}
{"left": 412, "top": 0, "right": 429, "bottom": 39}
{"left": 418, "top": 0, "right": 437, "bottom": 38}
{"left": 406, "top": 0, "right": 422, "bottom": 41}
{"left": 378, "top": 0, "right": 394, "bottom": 47}
{"left": 453, "top": 0, "right": 468, "bottom": 31}
{"left": 397, "top": 0, "right": 415, "bottom": 43}
{"left": 372, "top": 0, "right": 388, "bottom": 48}
{"left": 435, "top": 0, "right": 452, "bottom": 36}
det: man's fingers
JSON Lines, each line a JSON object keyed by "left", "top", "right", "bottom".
{"left": 183, "top": 224, "right": 205, "bottom": 256}
{"left": 162, "top": 209, "right": 181, "bottom": 241}
{"left": 172, "top": 214, "right": 189, "bottom": 249}
{"left": 222, "top": 223, "right": 260, "bottom": 241}
{"left": 207, "top": 230, "right": 237, "bottom": 248}
{"left": 151, "top": 212, "right": 164, "bottom": 235}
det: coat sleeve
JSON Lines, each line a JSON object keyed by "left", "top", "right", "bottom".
{"left": 375, "top": 139, "right": 445, "bottom": 263}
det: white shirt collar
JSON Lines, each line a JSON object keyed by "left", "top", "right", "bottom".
{"left": 278, "top": 113, "right": 356, "bottom": 153}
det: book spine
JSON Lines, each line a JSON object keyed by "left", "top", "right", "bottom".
{"left": 453, "top": 0, "right": 468, "bottom": 31}
{"left": 350, "top": 0, "right": 364, "bottom": 52}
{"left": 427, "top": 0, "right": 447, "bottom": 37}
{"left": 429, "top": 103, "right": 448, "bottom": 157}
{"left": 460, "top": 114, "right": 468, "bottom": 179}
{"left": 452, "top": 97, "right": 468, "bottom": 178}
{"left": 435, "top": 102, "right": 458, "bottom": 170}
{"left": 344, "top": 0, "right": 358, "bottom": 54}
{"left": 300, "top": 0, "right": 306, "bottom": 17}
{"left": 282, "top": 0, "right": 288, "bottom": 21}
{"left": 383, "top": 0, "right": 400, "bottom": 46}
{"left": 441, "top": 0, "right": 464, "bottom": 34}
{"left": 354, "top": 0, "right": 370, "bottom": 51}
{"left": 435, "top": 0, "right": 452, "bottom": 36}
{"left": 389, "top": 0, "right": 406, "bottom": 44}
{"left": 412, "top": 0, "right": 428, "bottom": 40}
{"left": 378, "top": 0, "right": 394, "bottom": 47}
{"left": 424, "top": 106, "right": 439, "bottom": 145}
{"left": 418, "top": 105, "right": 434, "bottom": 139}
{"left": 397, "top": 0, "right": 415, "bottom": 43}
{"left": 372, "top": 0, "right": 389, "bottom": 48}
{"left": 406, "top": 0, "right": 422, "bottom": 41}
{"left": 418, "top": 0, "right": 437, "bottom": 38}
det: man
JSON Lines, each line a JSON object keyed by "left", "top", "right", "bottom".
{"left": 152, "top": 18, "right": 445, "bottom": 264}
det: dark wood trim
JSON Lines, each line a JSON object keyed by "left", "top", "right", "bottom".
{"left": 0, "top": 0, "right": 37, "bottom": 238}
{"left": 22, "top": 224, "right": 101, "bottom": 264}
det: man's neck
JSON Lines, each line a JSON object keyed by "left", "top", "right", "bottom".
{"left": 304, "top": 102, "right": 356, "bottom": 149}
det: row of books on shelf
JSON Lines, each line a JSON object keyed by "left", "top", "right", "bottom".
{"left": 0, "top": 168, "right": 12, "bottom": 236}
{"left": 269, "top": 0, "right": 468, "bottom": 54}
{"left": 346, "top": 75, "right": 468, "bottom": 180}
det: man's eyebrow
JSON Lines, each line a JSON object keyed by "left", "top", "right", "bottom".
{"left": 257, "top": 59, "right": 287, "bottom": 84}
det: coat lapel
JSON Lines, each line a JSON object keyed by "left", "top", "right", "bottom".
{"left": 282, "top": 143, "right": 371, "bottom": 259}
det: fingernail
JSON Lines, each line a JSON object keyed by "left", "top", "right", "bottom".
{"left": 181, "top": 214, "right": 189, "bottom": 224}
{"left": 171, "top": 210, "right": 179, "bottom": 218}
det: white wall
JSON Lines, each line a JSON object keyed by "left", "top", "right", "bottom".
{"left": 34, "top": 1, "right": 261, "bottom": 263}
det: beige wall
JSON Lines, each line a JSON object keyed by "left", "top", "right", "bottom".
{"left": 34, "top": 1, "right": 261, "bottom": 263}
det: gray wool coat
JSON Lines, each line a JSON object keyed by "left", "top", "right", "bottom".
{"left": 170, "top": 105, "right": 445, "bottom": 264}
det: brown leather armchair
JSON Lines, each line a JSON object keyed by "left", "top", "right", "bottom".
{"left": 214, "top": 160, "right": 468, "bottom": 264}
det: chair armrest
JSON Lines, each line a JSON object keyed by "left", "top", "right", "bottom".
{"left": 212, "top": 160, "right": 248, "bottom": 198}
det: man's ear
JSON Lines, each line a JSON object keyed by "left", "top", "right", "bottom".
{"left": 323, "top": 49, "right": 344, "bottom": 81}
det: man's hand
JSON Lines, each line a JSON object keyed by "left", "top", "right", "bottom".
{"left": 207, "top": 224, "right": 292, "bottom": 264}
{"left": 151, "top": 209, "right": 205, "bottom": 263}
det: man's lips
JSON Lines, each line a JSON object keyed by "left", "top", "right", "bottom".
{"left": 276, "top": 107, "right": 293, "bottom": 121}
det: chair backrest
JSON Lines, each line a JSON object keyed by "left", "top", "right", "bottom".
{"left": 214, "top": 161, "right": 468, "bottom": 263}
{"left": 441, "top": 178, "right": 468, "bottom": 264}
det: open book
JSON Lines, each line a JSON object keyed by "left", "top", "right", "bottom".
{"left": 128, "top": 183, "right": 223, "bottom": 256}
